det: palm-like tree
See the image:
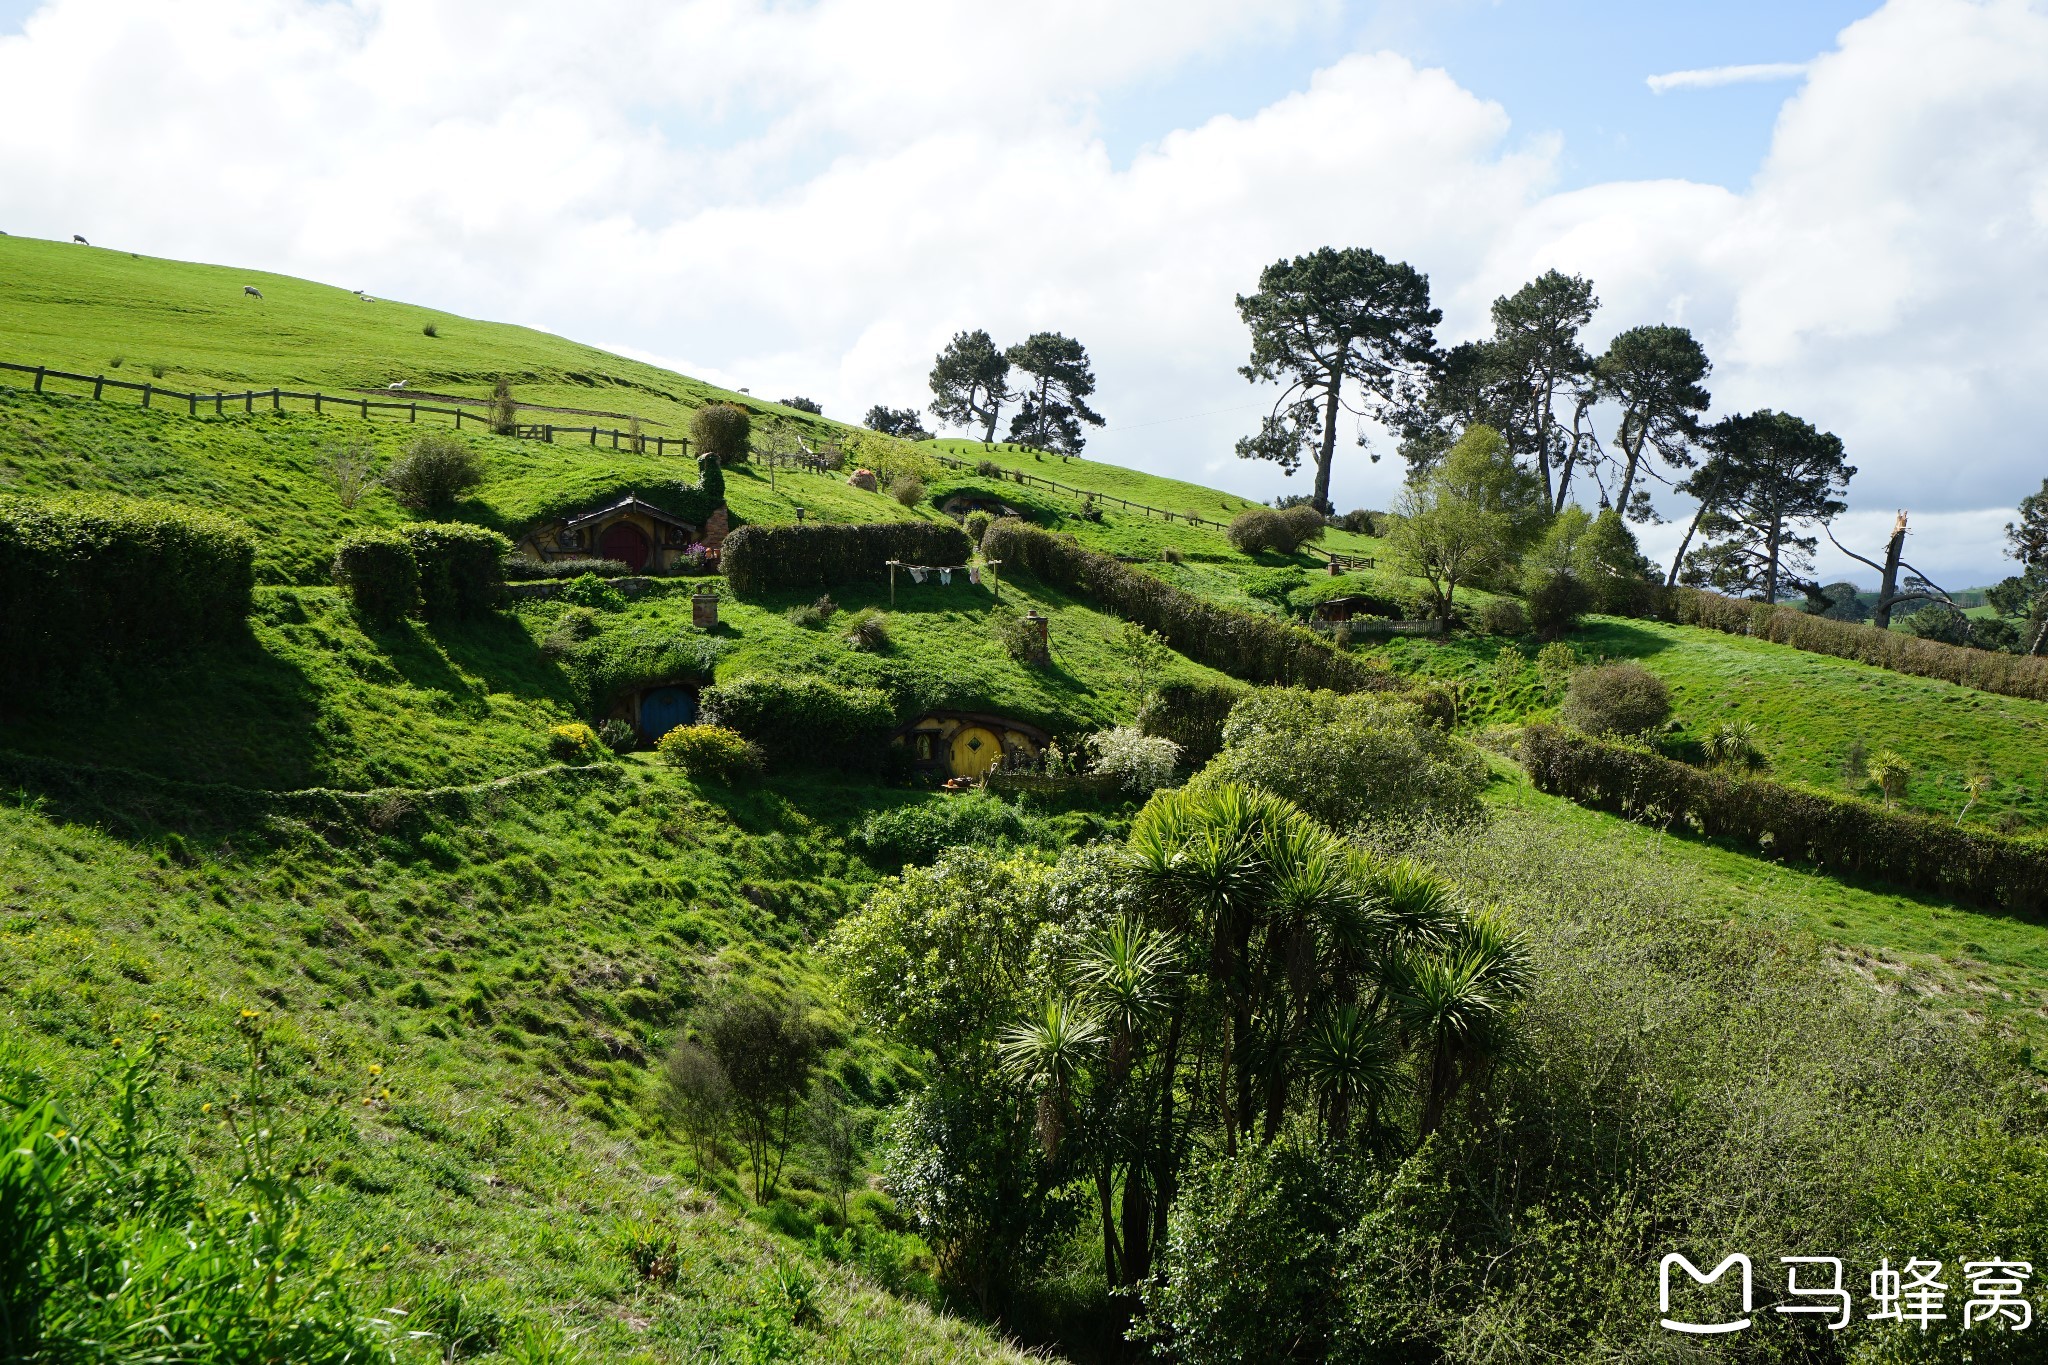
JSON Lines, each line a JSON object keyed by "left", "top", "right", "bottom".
{"left": 1297, "top": 1003, "right": 1403, "bottom": 1141}
{"left": 997, "top": 997, "right": 1103, "bottom": 1158}
{"left": 1390, "top": 909, "right": 1534, "bottom": 1135}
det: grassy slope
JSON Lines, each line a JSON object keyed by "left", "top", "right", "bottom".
{"left": 1377, "top": 615, "right": 2048, "bottom": 830}
{"left": 0, "top": 765, "right": 1038, "bottom": 1363}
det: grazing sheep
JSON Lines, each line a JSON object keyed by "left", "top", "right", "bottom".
{"left": 386, "top": 380, "right": 408, "bottom": 390}
{"left": 72, "top": 234, "right": 88, "bottom": 245}
{"left": 244, "top": 285, "right": 263, "bottom": 299}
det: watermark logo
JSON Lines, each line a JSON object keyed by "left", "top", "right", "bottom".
{"left": 1660, "top": 1254, "right": 1752, "bottom": 1335}
{"left": 1660, "top": 1254, "right": 2035, "bottom": 1335}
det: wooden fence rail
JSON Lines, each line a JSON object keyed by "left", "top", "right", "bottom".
{"left": 0, "top": 360, "right": 691, "bottom": 457}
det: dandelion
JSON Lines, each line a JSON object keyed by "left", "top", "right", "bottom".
{"left": 380, "top": 1088, "right": 392, "bottom": 1101}
{"left": 368, "top": 1063, "right": 383, "bottom": 1076}
{"left": 111, "top": 1037, "right": 122, "bottom": 1047}
{"left": 202, "top": 1103, "right": 212, "bottom": 1113}
{"left": 241, "top": 1008, "right": 259, "bottom": 1019}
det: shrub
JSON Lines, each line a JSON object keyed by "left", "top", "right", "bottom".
{"left": 332, "top": 528, "right": 418, "bottom": 623}
{"left": 692, "top": 403, "right": 752, "bottom": 466}
{"left": 785, "top": 594, "right": 838, "bottom": 628}
{"left": 1333, "top": 508, "right": 1382, "bottom": 535}
{"left": 656, "top": 724, "right": 763, "bottom": 782}
{"left": 1520, "top": 724, "right": 2048, "bottom": 911}
{"left": 994, "top": 612, "right": 1049, "bottom": 665}
{"left": 489, "top": 378, "right": 518, "bottom": 434}
{"left": 1525, "top": 570, "right": 1594, "bottom": 638}
{"left": 1477, "top": 597, "right": 1528, "bottom": 636}
{"left": 842, "top": 609, "right": 890, "bottom": 652}
{"left": 1868, "top": 747, "right": 1912, "bottom": 806}
{"left": 890, "top": 475, "right": 926, "bottom": 507}
{"left": 1200, "top": 687, "right": 1485, "bottom": 830}
{"left": 1085, "top": 726, "right": 1180, "bottom": 794}
{"left": 721, "top": 522, "right": 970, "bottom": 597}
{"left": 963, "top": 510, "right": 993, "bottom": 544}
{"left": 1534, "top": 640, "right": 1580, "bottom": 701}
{"left": 547, "top": 722, "right": 605, "bottom": 763}
{"left": 1137, "top": 679, "right": 1248, "bottom": 768}
{"left": 0, "top": 494, "right": 255, "bottom": 701}
{"left": 1671, "top": 585, "right": 2048, "bottom": 703}
{"left": 1226, "top": 507, "right": 1288, "bottom": 555}
{"left": 1279, "top": 504, "right": 1327, "bottom": 548}
{"left": 855, "top": 793, "right": 1033, "bottom": 865}
{"left": 597, "top": 718, "right": 638, "bottom": 754}
{"left": 552, "top": 572, "right": 624, "bottom": 612}
{"left": 541, "top": 606, "right": 601, "bottom": 659}
{"left": 503, "top": 555, "right": 631, "bottom": 581}
{"left": 976, "top": 459, "right": 1003, "bottom": 478}
{"left": 383, "top": 432, "right": 483, "bottom": 514}
{"left": 983, "top": 520, "right": 1408, "bottom": 696}
{"left": 422, "top": 322, "right": 437, "bottom": 337}
{"left": 1560, "top": 662, "right": 1669, "bottom": 738}
{"left": 403, "top": 522, "right": 510, "bottom": 619}
{"left": 1160, "top": 546, "right": 1184, "bottom": 565}
{"left": 699, "top": 674, "right": 895, "bottom": 768}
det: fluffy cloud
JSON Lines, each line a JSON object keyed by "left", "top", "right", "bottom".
{"left": 1, "top": 0, "right": 2042, "bottom": 583}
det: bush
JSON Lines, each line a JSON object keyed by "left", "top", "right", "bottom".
{"left": 983, "top": 520, "right": 1409, "bottom": 695}
{"left": 699, "top": 674, "right": 895, "bottom": 768}
{"left": 692, "top": 403, "right": 752, "bottom": 466}
{"left": 785, "top": 593, "right": 839, "bottom": 628}
{"left": 555, "top": 573, "right": 626, "bottom": 612}
{"left": 1085, "top": 727, "right": 1180, "bottom": 794}
{"left": 1476, "top": 597, "right": 1528, "bottom": 636}
{"left": 0, "top": 494, "right": 255, "bottom": 701}
{"left": 331, "top": 528, "right": 417, "bottom": 623}
{"left": 1671, "top": 585, "right": 2048, "bottom": 703}
{"left": 1560, "top": 662, "right": 1670, "bottom": 738}
{"left": 1137, "top": 680, "right": 1248, "bottom": 768}
{"left": 854, "top": 793, "right": 1033, "bottom": 865}
{"left": 1201, "top": 687, "right": 1484, "bottom": 830}
{"left": 547, "top": 722, "right": 605, "bottom": 763}
{"left": 1525, "top": 569, "right": 1594, "bottom": 638}
{"left": 597, "top": 718, "right": 638, "bottom": 754}
{"left": 842, "top": 609, "right": 890, "bottom": 652}
{"left": 656, "top": 724, "right": 763, "bottom": 782}
{"left": 721, "top": 522, "right": 970, "bottom": 597}
{"left": 1521, "top": 723, "right": 2048, "bottom": 911}
{"left": 1332, "top": 508, "right": 1383, "bottom": 535}
{"left": 994, "top": 612, "right": 1049, "bottom": 665}
{"left": 403, "top": 522, "right": 510, "bottom": 619}
{"left": 963, "top": 510, "right": 993, "bottom": 545}
{"left": 503, "top": 555, "right": 632, "bottom": 581}
{"left": 891, "top": 475, "right": 925, "bottom": 507}
{"left": 1226, "top": 507, "right": 1288, "bottom": 555}
{"left": 383, "top": 432, "right": 483, "bottom": 514}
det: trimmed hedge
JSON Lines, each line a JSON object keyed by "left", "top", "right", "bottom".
{"left": 1670, "top": 586, "right": 2048, "bottom": 702}
{"left": 698, "top": 674, "right": 895, "bottom": 768}
{"left": 403, "top": 523, "right": 511, "bottom": 619}
{"left": 1521, "top": 723, "right": 2048, "bottom": 913}
{"left": 983, "top": 520, "right": 1409, "bottom": 695}
{"left": 0, "top": 494, "right": 254, "bottom": 700}
{"left": 721, "top": 522, "right": 970, "bottom": 597}
{"left": 333, "top": 530, "right": 419, "bottom": 624}
{"left": 1138, "top": 679, "right": 1249, "bottom": 767}
{"left": 503, "top": 555, "right": 633, "bottom": 581}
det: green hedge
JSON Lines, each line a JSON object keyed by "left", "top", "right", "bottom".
{"left": 403, "top": 523, "right": 511, "bottom": 619}
{"left": 698, "top": 674, "right": 895, "bottom": 768}
{"left": 1521, "top": 723, "right": 2048, "bottom": 912}
{"left": 1670, "top": 586, "right": 2048, "bottom": 702}
{"left": 983, "top": 520, "right": 1409, "bottom": 695}
{"left": 0, "top": 494, "right": 254, "bottom": 700}
{"left": 1138, "top": 679, "right": 1249, "bottom": 767}
{"left": 721, "top": 522, "right": 970, "bottom": 597}
{"left": 333, "top": 529, "right": 418, "bottom": 623}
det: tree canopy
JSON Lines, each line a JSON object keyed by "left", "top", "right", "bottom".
{"left": 1004, "top": 332, "right": 1105, "bottom": 455}
{"left": 928, "top": 329, "right": 1011, "bottom": 442}
{"left": 1677, "top": 409, "right": 1853, "bottom": 603}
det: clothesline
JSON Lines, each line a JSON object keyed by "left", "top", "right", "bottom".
{"left": 885, "top": 557, "right": 1003, "bottom": 605}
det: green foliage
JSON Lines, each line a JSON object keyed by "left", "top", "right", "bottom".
{"left": 656, "top": 724, "right": 763, "bottom": 783}
{"left": 1434, "top": 423, "right": 1549, "bottom": 557}
{"left": 1083, "top": 726, "right": 1180, "bottom": 794}
{"left": 1475, "top": 596, "right": 1528, "bottom": 636}
{"left": 890, "top": 474, "right": 925, "bottom": 507}
{"left": 721, "top": 521, "right": 970, "bottom": 597}
{"left": 403, "top": 520, "right": 510, "bottom": 619}
{"left": 1560, "top": 660, "right": 1670, "bottom": 737}
{"left": 1672, "top": 584, "right": 2048, "bottom": 701}
{"left": 332, "top": 526, "right": 418, "bottom": 623}
{"left": 1137, "top": 679, "right": 1250, "bottom": 768}
{"left": 557, "top": 571, "right": 627, "bottom": 611}
{"left": 383, "top": 430, "right": 485, "bottom": 514}
{"left": 1200, "top": 687, "right": 1485, "bottom": 830}
{"left": 692, "top": 403, "right": 752, "bottom": 466}
{"left": 841, "top": 608, "right": 890, "bottom": 653}
{"left": 1522, "top": 723, "right": 2048, "bottom": 910}
{"left": 700, "top": 989, "right": 831, "bottom": 1198}
{"left": 546, "top": 721, "right": 605, "bottom": 762}
{"left": 962, "top": 509, "right": 993, "bottom": 544}
{"left": 983, "top": 519, "right": 1407, "bottom": 694}
{"left": 852, "top": 793, "right": 1033, "bottom": 867}
{"left": 0, "top": 493, "right": 255, "bottom": 701}
{"left": 1225, "top": 504, "right": 1325, "bottom": 556}
{"left": 596, "top": 717, "right": 637, "bottom": 753}
{"left": 784, "top": 593, "right": 838, "bottom": 629}
{"left": 699, "top": 674, "right": 894, "bottom": 768}
{"left": 503, "top": 554, "right": 630, "bottom": 580}
{"left": 1385, "top": 456, "right": 1513, "bottom": 624}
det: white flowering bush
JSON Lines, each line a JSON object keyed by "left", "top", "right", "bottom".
{"left": 1085, "top": 726, "right": 1181, "bottom": 795}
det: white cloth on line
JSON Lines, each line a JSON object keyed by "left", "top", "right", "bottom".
{"left": 939, "top": 568, "right": 952, "bottom": 585}
{"left": 909, "top": 566, "right": 928, "bottom": 583}
{"left": 968, "top": 567, "right": 981, "bottom": 585}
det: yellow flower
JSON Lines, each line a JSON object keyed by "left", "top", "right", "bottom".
{"left": 202, "top": 1103, "right": 212, "bottom": 1113}
{"left": 368, "top": 1063, "right": 383, "bottom": 1076}
{"left": 240, "top": 1008, "right": 258, "bottom": 1019}
{"left": 111, "top": 1037, "right": 122, "bottom": 1047}
{"left": 380, "top": 1088, "right": 392, "bottom": 1100}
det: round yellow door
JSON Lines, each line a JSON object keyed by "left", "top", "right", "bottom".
{"left": 950, "top": 726, "right": 1003, "bottom": 778}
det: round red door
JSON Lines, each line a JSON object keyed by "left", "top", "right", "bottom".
{"left": 599, "top": 522, "right": 651, "bottom": 571}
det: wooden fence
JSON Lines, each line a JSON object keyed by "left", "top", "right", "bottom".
{"left": 0, "top": 361, "right": 691, "bottom": 456}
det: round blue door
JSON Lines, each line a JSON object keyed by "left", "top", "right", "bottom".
{"left": 639, "top": 686, "right": 697, "bottom": 740}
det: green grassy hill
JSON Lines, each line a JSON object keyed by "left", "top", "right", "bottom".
{"left": 9, "top": 239, "right": 2048, "bottom": 1362}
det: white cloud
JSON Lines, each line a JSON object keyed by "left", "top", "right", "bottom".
{"left": 0, "top": 0, "right": 2043, "bottom": 585}
{"left": 1645, "top": 61, "right": 1809, "bottom": 94}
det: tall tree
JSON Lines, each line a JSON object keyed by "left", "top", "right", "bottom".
{"left": 1676, "top": 410, "right": 1854, "bottom": 603}
{"left": 1595, "top": 324, "right": 1712, "bottom": 518}
{"left": 863, "top": 404, "right": 932, "bottom": 441}
{"left": 928, "top": 329, "right": 1011, "bottom": 443}
{"left": 1005, "top": 332, "right": 1105, "bottom": 454}
{"left": 1989, "top": 480, "right": 2048, "bottom": 655}
{"left": 1235, "top": 246, "right": 1441, "bottom": 513}
{"left": 1484, "top": 270, "right": 1600, "bottom": 512}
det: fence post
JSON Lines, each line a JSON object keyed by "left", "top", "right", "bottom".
{"left": 272, "top": 389, "right": 280, "bottom": 410}
{"left": 245, "top": 391, "right": 253, "bottom": 413}
{"left": 33, "top": 367, "right": 44, "bottom": 392}
{"left": 545, "top": 424, "right": 554, "bottom": 443}
{"left": 142, "top": 383, "right": 152, "bottom": 408}
{"left": 314, "top": 393, "right": 322, "bottom": 416}
{"left": 187, "top": 392, "right": 197, "bottom": 415}
{"left": 410, "top": 403, "right": 416, "bottom": 423}
{"left": 454, "top": 409, "right": 462, "bottom": 429}
{"left": 215, "top": 392, "right": 223, "bottom": 415}
{"left": 93, "top": 375, "right": 104, "bottom": 400}
{"left": 588, "top": 428, "right": 595, "bottom": 446}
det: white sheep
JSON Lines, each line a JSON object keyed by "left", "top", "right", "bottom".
{"left": 386, "top": 380, "right": 408, "bottom": 390}
{"left": 244, "top": 285, "right": 263, "bottom": 299}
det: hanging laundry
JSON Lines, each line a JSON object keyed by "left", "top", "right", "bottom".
{"left": 909, "top": 566, "right": 928, "bottom": 584}
{"left": 939, "top": 568, "right": 953, "bottom": 585}
{"left": 968, "top": 567, "right": 982, "bottom": 585}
